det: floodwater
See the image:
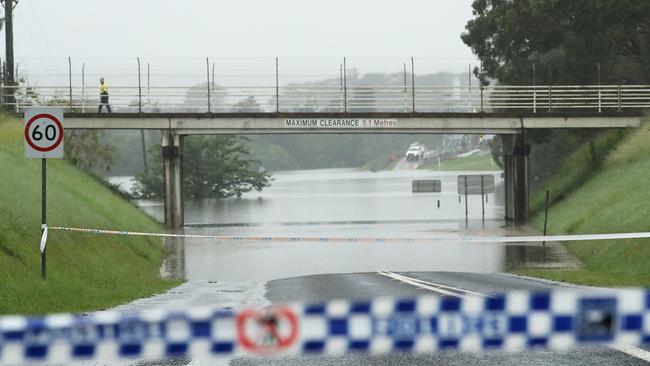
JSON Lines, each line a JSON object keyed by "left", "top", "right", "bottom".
{"left": 111, "top": 169, "right": 569, "bottom": 282}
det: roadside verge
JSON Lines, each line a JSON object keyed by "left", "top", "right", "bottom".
{"left": 0, "top": 116, "right": 180, "bottom": 315}
{"left": 518, "top": 120, "right": 650, "bottom": 287}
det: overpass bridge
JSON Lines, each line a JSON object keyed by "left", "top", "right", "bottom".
{"left": 10, "top": 84, "right": 647, "bottom": 228}
{"left": 61, "top": 111, "right": 640, "bottom": 135}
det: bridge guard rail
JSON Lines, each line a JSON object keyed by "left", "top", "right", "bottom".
{"left": 3, "top": 84, "right": 650, "bottom": 113}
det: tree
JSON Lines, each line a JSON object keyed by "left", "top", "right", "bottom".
{"left": 134, "top": 135, "right": 271, "bottom": 199}
{"left": 461, "top": 0, "right": 650, "bottom": 186}
{"left": 65, "top": 130, "right": 116, "bottom": 173}
{"left": 461, "top": 0, "right": 650, "bottom": 85}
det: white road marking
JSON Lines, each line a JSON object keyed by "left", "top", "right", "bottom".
{"left": 391, "top": 272, "right": 490, "bottom": 297}
{"left": 376, "top": 271, "right": 488, "bottom": 298}
{"left": 609, "top": 344, "right": 650, "bottom": 362}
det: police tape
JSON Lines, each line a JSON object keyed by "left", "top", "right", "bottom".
{"left": 47, "top": 226, "right": 650, "bottom": 244}
{"left": 0, "top": 289, "right": 649, "bottom": 363}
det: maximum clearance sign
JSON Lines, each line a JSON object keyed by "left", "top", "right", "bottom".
{"left": 24, "top": 108, "right": 65, "bottom": 159}
{"left": 285, "top": 118, "right": 398, "bottom": 129}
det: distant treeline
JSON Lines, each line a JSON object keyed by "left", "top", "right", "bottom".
{"left": 245, "top": 134, "right": 444, "bottom": 171}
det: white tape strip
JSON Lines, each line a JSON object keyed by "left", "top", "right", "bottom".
{"left": 39, "top": 225, "right": 48, "bottom": 253}
{"left": 47, "top": 226, "right": 650, "bottom": 244}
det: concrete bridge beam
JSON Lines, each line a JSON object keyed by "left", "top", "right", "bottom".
{"left": 162, "top": 130, "right": 183, "bottom": 228}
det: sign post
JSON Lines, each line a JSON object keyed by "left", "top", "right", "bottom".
{"left": 24, "top": 108, "right": 64, "bottom": 280}
{"left": 41, "top": 158, "right": 46, "bottom": 280}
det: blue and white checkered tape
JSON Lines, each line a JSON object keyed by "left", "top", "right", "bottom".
{"left": 1, "top": 289, "right": 649, "bottom": 363}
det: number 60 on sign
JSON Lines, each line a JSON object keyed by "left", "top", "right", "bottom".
{"left": 24, "top": 108, "right": 64, "bottom": 159}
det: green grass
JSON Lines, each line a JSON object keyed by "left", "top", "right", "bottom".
{"left": 517, "top": 123, "right": 650, "bottom": 286}
{"left": 0, "top": 116, "right": 180, "bottom": 315}
{"left": 528, "top": 130, "right": 626, "bottom": 214}
{"left": 419, "top": 153, "right": 500, "bottom": 171}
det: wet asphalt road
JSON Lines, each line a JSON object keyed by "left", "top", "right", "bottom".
{"left": 230, "top": 271, "right": 648, "bottom": 366}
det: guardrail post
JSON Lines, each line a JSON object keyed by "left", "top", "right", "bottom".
{"left": 14, "top": 62, "right": 18, "bottom": 111}
{"left": 548, "top": 67, "right": 552, "bottom": 112}
{"left": 468, "top": 63, "right": 472, "bottom": 112}
{"left": 480, "top": 85, "right": 484, "bottom": 112}
{"left": 339, "top": 63, "right": 343, "bottom": 112}
{"left": 68, "top": 57, "right": 73, "bottom": 111}
{"left": 543, "top": 189, "right": 550, "bottom": 246}
{"left": 532, "top": 63, "right": 536, "bottom": 113}
{"left": 81, "top": 63, "right": 85, "bottom": 113}
{"left": 597, "top": 62, "right": 601, "bottom": 113}
{"left": 137, "top": 57, "right": 142, "bottom": 113}
{"left": 404, "top": 62, "right": 409, "bottom": 112}
{"left": 411, "top": 56, "right": 415, "bottom": 112}
{"left": 275, "top": 57, "right": 279, "bottom": 113}
{"left": 598, "top": 87, "right": 602, "bottom": 113}
{"left": 464, "top": 176, "right": 468, "bottom": 225}
{"left": 617, "top": 81, "right": 622, "bottom": 111}
{"left": 481, "top": 174, "right": 485, "bottom": 222}
{"left": 2, "top": 61, "right": 10, "bottom": 111}
{"left": 206, "top": 57, "right": 211, "bottom": 113}
{"left": 343, "top": 57, "right": 347, "bottom": 113}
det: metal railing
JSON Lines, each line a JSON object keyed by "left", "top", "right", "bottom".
{"left": 2, "top": 84, "right": 648, "bottom": 113}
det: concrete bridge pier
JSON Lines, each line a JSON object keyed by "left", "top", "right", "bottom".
{"left": 162, "top": 130, "right": 184, "bottom": 228}
{"left": 502, "top": 134, "right": 530, "bottom": 225}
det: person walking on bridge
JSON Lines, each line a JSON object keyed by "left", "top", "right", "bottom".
{"left": 98, "top": 77, "right": 112, "bottom": 113}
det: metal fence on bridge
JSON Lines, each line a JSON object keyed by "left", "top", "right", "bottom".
{"left": 2, "top": 84, "right": 649, "bottom": 113}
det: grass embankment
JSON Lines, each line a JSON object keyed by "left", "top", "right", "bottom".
{"left": 517, "top": 125, "right": 650, "bottom": 286}
{"left": 0, "top": 117, "right": 180, "bottom": 315}
{"left": 419, "top": 153, "right": 499, "bottom": 171}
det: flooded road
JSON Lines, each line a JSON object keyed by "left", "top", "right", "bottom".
{"left": 110, "top": 170, "right": 644, "bottom": 366}
{"left": 116, "top": 168, "right": 568, "bottom": 282}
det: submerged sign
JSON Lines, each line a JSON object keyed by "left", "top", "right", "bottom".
{"left": 285, "top": 118, "right": 398, "bottom": 129}
{"left": 457, "top": 174, "right": 496, "bottom": 194}
{"left": 412, "top": 179, "right": 442, "bottom": 193}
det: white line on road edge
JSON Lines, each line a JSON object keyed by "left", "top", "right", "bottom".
{"left": 377, "top": 271, "right": 489, "bottom": 298}
{"left": 47, "top": 226, "right": 650, "bottom": 244}
{"left": 609, "top": 344, "right": 650, "bottom": 362}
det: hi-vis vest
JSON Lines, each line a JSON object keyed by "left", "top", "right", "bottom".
{"left": 100, "top": 83, "right": 109, "bottom": 94}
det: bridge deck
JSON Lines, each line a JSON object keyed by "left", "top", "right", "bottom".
{"left": 56, "top": 111, "right": 643, "bottom": 134}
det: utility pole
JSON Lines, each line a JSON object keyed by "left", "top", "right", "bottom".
{"left": 2, "top": 0, "right": 17, "bottom": 107}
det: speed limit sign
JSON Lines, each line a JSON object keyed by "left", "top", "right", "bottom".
{"left": 24, "top": 108, "right": 64, "bottom": 158}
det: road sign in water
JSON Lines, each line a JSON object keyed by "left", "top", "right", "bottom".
{"left": 457, "top": 174, "right": 495, "bottom": 195}
{"left": 412, "top": 180, "right": 442, "bottom": 193}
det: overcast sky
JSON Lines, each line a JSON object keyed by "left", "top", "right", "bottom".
{"left": 6, "top": 0, "right": 478, "bottom": 85}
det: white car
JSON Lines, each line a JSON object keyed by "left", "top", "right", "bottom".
{"left": 406, "top": 145, "right": 425, "bottom": 161}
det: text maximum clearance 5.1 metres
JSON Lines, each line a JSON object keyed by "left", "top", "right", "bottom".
{"left": 285, "top": 119, "right": 398, "bottom": 128}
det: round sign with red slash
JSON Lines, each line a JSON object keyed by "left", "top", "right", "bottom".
{"left": 24, "top": 108, "right": 65, "bottom": 158}
{"left": 237, "top": 307, "right": 299, "bottom": 353}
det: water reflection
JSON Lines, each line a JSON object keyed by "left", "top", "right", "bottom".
{"left": 160, "top": 237, "right": 185, "bottom": 280}
{"left": 143, "top": 169, "right": 569, "bottom": 282}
